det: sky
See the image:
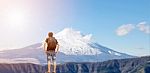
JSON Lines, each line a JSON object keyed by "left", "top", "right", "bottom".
{"left": 0, "top": 0, "right": 149, "bottom": 56}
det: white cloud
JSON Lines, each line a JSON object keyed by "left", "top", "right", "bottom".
{"left": 116, "top": 21, "right": 150, "bottom": 36}
{"left": 136, "top": 22, "right": 150, "bottom": 34}
{"left": 116, "top": 24, "right": 135, "bottom": 36}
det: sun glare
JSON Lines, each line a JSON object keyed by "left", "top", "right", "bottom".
{"left": 9, "top": 10, "right": 24, "bottom": 24}
{"left": 6, "top": 8, "right": 27, "bottom": 31}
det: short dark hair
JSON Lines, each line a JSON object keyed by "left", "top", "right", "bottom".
{"left": 48, "top": 32, "right": 53, "bottom": 37}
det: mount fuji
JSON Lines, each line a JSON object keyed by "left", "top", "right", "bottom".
{"left": 0, "top": 28, "right": 134, "bottom": 64}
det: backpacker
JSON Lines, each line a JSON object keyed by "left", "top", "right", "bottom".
{"left": 46, "top": 37, "right": 57, "bottom": 51}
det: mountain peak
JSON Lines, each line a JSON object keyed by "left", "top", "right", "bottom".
{"left": 55, "top": 28, "right": 100, "bottom": 55}
{"left": 56, "top": 28, "right": 92, "bottom": 42}
{"left": 56, "top": 28, "right": 81, "bottom": 38}
{"left": 59, "top": 28, "right": 79, "bottom": 34}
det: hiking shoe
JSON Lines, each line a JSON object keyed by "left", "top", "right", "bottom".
{"left": 46, "top": 72, "right": 50, "bottom": 73}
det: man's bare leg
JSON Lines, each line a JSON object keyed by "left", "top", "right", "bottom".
{"left": 53, "top": 61, "right": 56, "bottom": 73}
{"left": 48, "top": 61, "right": 51, "bottom": 73}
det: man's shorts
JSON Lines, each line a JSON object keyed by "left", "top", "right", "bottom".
{"left": 46, "top": 51, "right": 56, "bottom": 62}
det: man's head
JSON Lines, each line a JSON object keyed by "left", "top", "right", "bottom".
{"left": 48, "top": 32, "right": 53, "bottom": 37}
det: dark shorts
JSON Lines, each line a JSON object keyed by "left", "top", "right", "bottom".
{"left": 46, "top": 51, "right": 56, "bottom": 62}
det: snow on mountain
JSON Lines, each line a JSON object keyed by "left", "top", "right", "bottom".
{"left": 0, "top": 28, "right": 134, "bottom": 64}
{"left": 55, "top": 28, "right": 101, "bottom": 55}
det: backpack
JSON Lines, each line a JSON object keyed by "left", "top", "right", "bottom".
{"left": 46, "top": 37, "right": 57, "bottom": 51}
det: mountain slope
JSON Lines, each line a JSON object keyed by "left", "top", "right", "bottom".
{"left": 0, "top": 28, "right": 134, "bottom": 64}
{"left": 0, "top": 56, "right": 149, "bottom": 73}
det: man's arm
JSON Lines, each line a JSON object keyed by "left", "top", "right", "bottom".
{"left": 43, "top": 38, "right": 48, "bottom": 53}
{"left": 55, "top": 44, "right": 59, "bottom": 53}
{"left": 43, "top": 42, "right": 47, "bottom": 52}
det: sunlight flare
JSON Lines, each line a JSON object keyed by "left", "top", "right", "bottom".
{"left": 5, "top": 8, "right": 28, "bottom": 31}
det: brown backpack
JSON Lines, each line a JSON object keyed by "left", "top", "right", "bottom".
{"left": 46, "top": 37, "right": 58, "bottom": 51}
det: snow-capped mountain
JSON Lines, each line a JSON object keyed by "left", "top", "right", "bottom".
{"left": 0, "top": 28, "right": 134, "bottom": 64}
{"left": 55, "top": 28, "right": 101, "bottom": 55}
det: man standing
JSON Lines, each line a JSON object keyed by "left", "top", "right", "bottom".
{"left": 44, "top": 32, "right": 59, "bottom": 73}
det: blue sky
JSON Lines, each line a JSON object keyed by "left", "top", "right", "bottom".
{"left": 70, "top": 0, "right": 150, "bottom": 56}
{"left": 0, "top": 0, "right": 149, "bottom": 56}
